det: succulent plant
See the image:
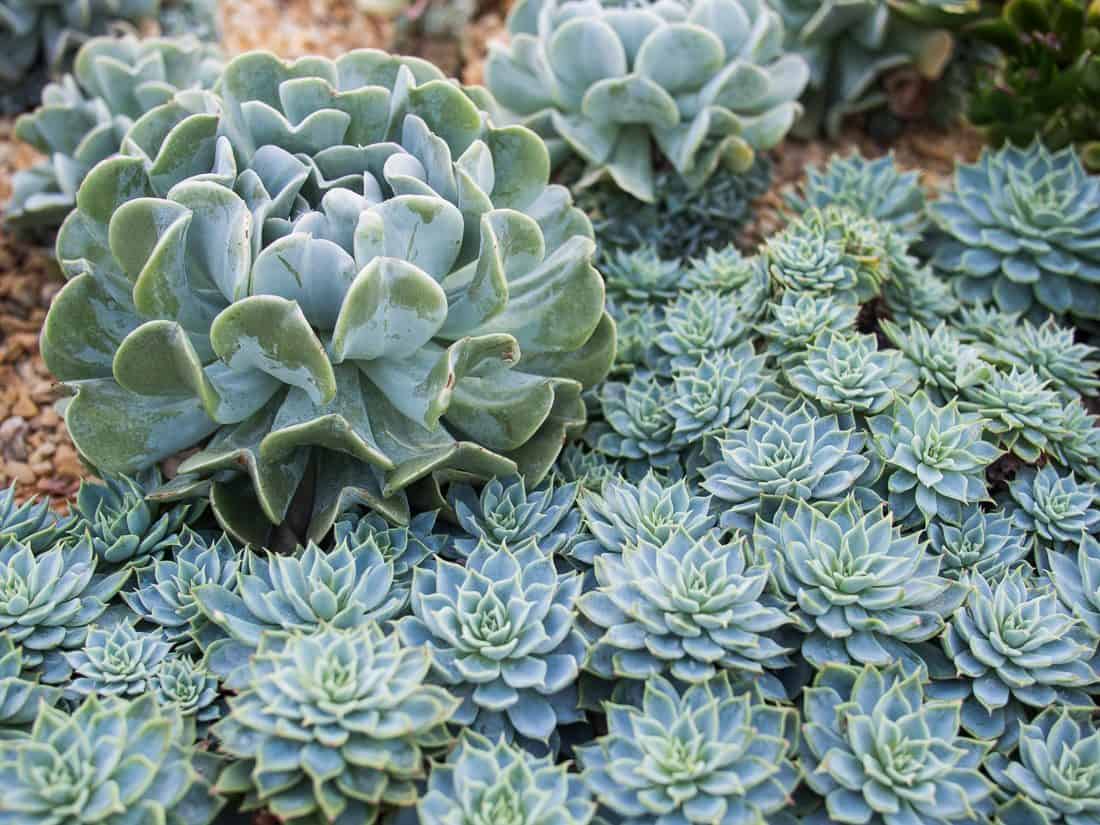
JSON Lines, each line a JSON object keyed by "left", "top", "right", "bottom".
{"left": 214, "top": 624, "right": 458, "bottom": 824}
{"left": 927, "top": 505, "right": 1030, "bottom": 583}
{"left": 601, "top": 245, "right": 683, "bottom": 307}
{"left": 7, "top": 34, "right": 221, "bottom": 233}
{"left": 121, "top": 529, "right": 239, "bottom": 650}
{"left": 579, "top": 528, "right": 793, "bottom": 697}
{"left": 0, "top": 537, "right": 128, "bottom": 683}
{"left": 42, "top": 49, "right": 614, "bottom": 547}
{"left": 552, "top": 441, "right": 622, "bottom": 494}
{"left": 870, "top": 391, "right": 1000, "bottom": 526}
{"left": 930, "top": 141, "right": 1100, "bottom": 323}
{"left": 397, "top": 538, "right": 585, "bottom": 748}
{"left": 484, "top": 0, "right": 808, "bottom": 202}
{"left": 1006, "top": 465, "right": 1100, "bottom": 557}
{"left": 653, "top": 290, "right": 751, "bottom": 373}
{"left": 577, "top": 672, "right": 800, "bottom": 825}
{"left": 685, "top": 247, "right": 771, "bottom": 320}
{"left": 957, "top": 366, "right": 1066, "bottom": 463}
{"left": 800, "top": 661, "right": 994, "bottom": 825}
{"left": 419, "top": 730, "right": 596, "bottom": 825}
{"left": 449, "top": 474, "right": 580, "bottom": 557}
{"left": 880, "top": 319, "right": 992, "bottom": 404}
{"left": 152, "top": 654, "right": 220, "bottom": 726}
{"left": 784, "top": 151, "right": 928, "bottom": 238}
{"left": 572, "top": 471, "right": 715, "bottom": 565}
{"left": 0, "top": 636, "right": 62, "bottom": 731}
{"left": 754, "top": 495, "right": 967, "bottom": 670}
{"left": 195, "top": 539, "right": 404, "bottom": 688}
{"left": 609, "top": 302, "right": 661, "bottom": 374}
{"left": 701, "top": 400, "right": 872, "bottom": 532}
{"left": 590, "top": 374, "right": 681, "bottom": 479}
{"left": 784, "top": 331, "right": 915, "bottom": 419}
{"left": 935, "top": 569, "right": 1099, "bottom": 744}
{"left": 983, "top": 316, "right": 1100, "bottom": 400}
{"left": 882, "top": 257, "right": 961, "bottom": 328}
{"left": 0, "top": 693, "right": 223, "bottom": 824}
{"left": 986, "top": 707, "right": 1100, "bottom": 825}
{"left": 332, "top": 509, "right": 445, "bottom": 582}
{"left": 69, "top": 472, "right": 192, "bottom": 565}
{"left": 1047, "top": 399, "right": 1100, "bottom": 485}
{"left": 667, "top": 344, "right": 766, "bottom": 448}
{"left": 758, "top": 291, "right": 859, "bottom": 366}
{"left": 1050, "top": 534, "right": 1100, "bottom": 641}
{"left": 64, "top": 619, "right": 171, "bottom": 699}
{"left": 0, "top": 484, "right": 66, "bottom": 552}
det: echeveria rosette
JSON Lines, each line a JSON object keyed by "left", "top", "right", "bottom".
{"left": 590, "top": 373, "right": 681, "bottom": 480}
{"left": 332, "top": 509, "right": 445, "bottom": 582}
{"left": 1007, "top": 466, "right": 1100, "bottom": 558}
{"left": 701, "top": 400, "right": 873, "bottom": 532}
{"left": 930, "top": 141, "right": 1100, "bottom": 323}
{"left": 449, "top": 474, "right": 580, "bottom": 557}
{"left": 0, "top": 693, "right": 224, "bottom": 825}
{"left": 800, "top": 662, "right": 994, "bottom": 825}
{"left": 927, "top": 506, "right": 1030, "bottom": 584}
{"left": 578, "top": 528, "right": 794, "bottom": 700}
{"left": 959, "top": 366, "right": 1067, "bottom": 464}
{"left": 0, "top": 636, "right": 63, "bottom": 731}
{"left": 601, "top": 245, "right": 682, "bottom": 307}
{"left": 1047, "top": 401, "right": 1100, "bottom": 486}
{"left": 552, "top": 442, "right": 622, "bottom": 494}
{"left": 42, "top": 49, "right": 615, "bottom": 547}
{"left": 986, "top": 708, "right": 1100, "bottom": 825}
{"left": 934, "top": 570, "right": 1099, "bottom": 746}
{"left": 0, "top": 484, "right": 67, "bottom": 552}
{"left": 397, "top": 538, "right": 586, "bottom": 749}
{"left": 485, "top": 0, "right": 808, "bottom": 202}
{"left": 883, "top": 257, "right": 961, "bottom": 329}
{"left": 983, "top": 317, "right": 1100, "bottom": 401}
{"left": 870, "top": 391, "right": 1000, "bottom": 527}
{"left": 0, "top": 537, "right": 128, "bottom": 684}
{"left": 753, "top": 495, "right": 967, "bottom": 672}
{"left": 577, "top": 672, "right": 801, "bottom": 825}
{"left": 667, "top": 344, "right": 767, "bottom": 449}
{"left": 653, "top": 290, "right": 751, "bottom": 374}
{"left": 572, "top": 471, "right": 715, "bottom": 565}
{"left": 152, "top": 654, "right": 220, "bottom": 727}
{"left": 880, "top": 319, "right": 992, "bottom": 405}
{"left": 194, "top": 539, "right": 404, "bottom": 688}
{"left": 63, "top": 619, "right": 171, "bottom": 698}
{"left": 758, "top": 291, "right": 859, "bottom": 367}
{"left": 419, "top": 730, "right": 596, "bottom": 825}
{"left": 214, "top": 624, "right": 458, "bottom": 825}
{"left": 609, "top": 302, "right": 661, "bottom": 375}
{"left": 685, "top": 245, "right": 759, "bottom": 295}
{"left": 1050, "top": 535, "right": 1100, "bottom": 642}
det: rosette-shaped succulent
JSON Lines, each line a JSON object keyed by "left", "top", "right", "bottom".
{"left": 686, "top": 247, "right": 771, "bottom": 320}
{"left": 577, "top": 672, "right": 800, "bottom": 825}
{"left": 484, "top": 0, "right": 808, "bottom": 202}
{"left": 552, "top": 442, "right": 621, "bottom": 493}
{"left": 69, "top": 472, "right": 192, "bottom": 565}
{"left": 784, "top": 331, "right": 915, "bottom": 419}
{"left": 758, "top": 291, "right": 859, "bottom": 366}
{"left": 959, "top": 366, "right": 1066, "bottom": 463}
{"left": 397, "top": 538, "right": 585, "bottom": 747}
{"left": 609, "top": 302, "right": 661, "bottom": 374}
{"left": 214, "top": 624, "right": 458, "bottom": 824}
{"left": 936, "top": 570, "right": 1099, "bottom": 743}
{"left": 152, "top": 654, "right": 220, "bottom": 726}
{"left": 754, "top": 495, "right": 966, "bottom": 670}
{"left": 449, "top": 474, "right": 580, "bottom": 557}
{"left": 590, "top": 374, "right": 680, "bottom": 478}
{"left": 43, "top": 50, "right": 614, "bottom": 546}
{"left": 653, "top": 290, "right": 750, "bottom": 373}
{"left": 880, "top": 319, "right": 992, "bottom": 404}
{"left": 1050, "top": 535, "right": 1100, "bottom": 641}
{"left": 122, "top": 529, "right": 239, "bottom": 649}
{"left": 601, "top": 245, "right": 682, "bottom": 306}
{"left": 0, "top": 636, "right": 62, "bottom": 730}
{"left": 930, "top": 142, "right": 1100, "bottom": 323}
{"left": 870, "top": 391, "right": 1000, "bottom": 526}
{"left": 785, "top": 151, "right": 927, "bottom": 238}
{"left": 882, "top": 258, "right": 961, "bottom": 328}
{"left": 986, "top": 317, "right": 1100, "bottom": 400}
{"left": 420, "top": 730, "right": 596, "bottom": 825}
{"left": 572, "top": 471, "right": 714, "bottom": 565}
{"left": 927, "top": 506, "right": 1030, "bottom": 583}
{"left": 332, "top": 509, "right": 444, "bottom": 583}
{"left": 1007, "top": 465, "right": 1100, "bottom": 556}
{"left": 0, "top": 484, "right": 65, "bottom": 552}
{"left": 0, "top": 538, "right": 128, "bottom": 683}
{"left": 195, "top": 539, "right": 404, "bottom": 687}
{"left": 64, "top": 619, "right": 171, "bottom": 698}
{"left": 986, "top": 708, "right": 1100, "bottom": 825}
{"left": 1048, "top": 400, "right": 1100, "bottom": 485}
{"left": 8, "top": 35, "right": 221, "bottom": 232}
{"left": 0, "top": 693, "right": 223, "bottom": 825}
{"left": 702, "top": 401, "right": 872, "bottom": 532}
{"left": 579, "top": 529, "right": 793, "bottom": 698}
{"left": 800, "top": 662, "right": 994, "bottom": 825}
{"left": 668, "top": 344, "right": 766, "bottom": 446}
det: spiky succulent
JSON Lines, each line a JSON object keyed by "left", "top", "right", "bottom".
{"left": 930, "top": 141, "right": 1100, "bottom": 323}
{"left": 0, "top": 693, "right": 223, "bottom": 824}
{"left": 986, "top": 708, "right": 1100, "bottom": 825}
{"left": 484, "top": 0, "right": 808, "bottom": 202}
{"left": 397, "top": 539, "right": 585, "bottom": 748}
{"left": 984, "top": 316, "right": 1100, "bottom": 400}
{"left": 601, "top": 245, "right": 682, "bottom": 307}
{"left": 42, "top": 49, "right": 614, "bottom": 546}
{"left": 8, "top": 35, "right": 221, "bottom": 233}
{"left": 572, "top": 471, "right": 715, "bottom": 565}
{"left": 122, "top": 528, "right": 238, "bottom": 650}
{"left": 449, "top": 474, "right": 580, "bottom": 557}
{"left": 935, "top": 569, "right": 1099, "bottom": 744}
{"left": 701, "top": 400, "right": 872, "bottom": 532}
{"left": 152, "top": 654, "right": 220, "bottom": 726}
{"left": 800, "top": 662, "right": 994, "bottom": 825}
{"left": 420, "top": 730, "right": 596, "bottom": 825}
{"left": 0, "top": 636, "right": 62, "bottom": 730}
{"left": 958, "top": 366, "right": 1066, "bottom": 463}
{"left": 667, "top": 344, "right": 766, "bottom": 447}
{"left": 214, "top": 624, "right": 458, "bottom": 824}
{"left": 927, "top": 506, "right": 1030, "bottom": 583}
{"left": 577, "top": 672, "right": 800, "bottom": 825}
{"left": 0, "top": 537, "right": 128, "bottom": 683}
{"left": 754, "top": 495, "right": 966, "bottom": 670}
{"left": 785, "top": 151, "right": 927, "bottom": 238}
{"left": 590, "top": 374, "right": 680, "bottom": 479}
{"left": 1050, "top": 534, "right": 1100, "bottom": 641}
{"left": 784, "top": 331, "right": 915, "bottom": 419}
{"left": 64, "top": 619, "right": 171, "bottom": 698}
{"left": 653, "top": 290, "right": 751, "bottom": 373}
{"left": 0, "top": 485, "right": 65, "bottom": 552}
{"left": 758, "top": 291, "right": 859, "bottom": 366}
{"left": 880, "top": 319, "right": 992, "bottom": 404}
{"left": 1006, "top": 465, "right": 1100, "bottom": 557}
{"left": 195, "top": 540, "right": 404, "bottom": 688}
{"left": 579, "top": 528, "right": 793, "bottom": 697}
{"left": 870, "top": 391, "right": 1000, "bottom": 526}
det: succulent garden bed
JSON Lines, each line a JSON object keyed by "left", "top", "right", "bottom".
{"left": 1, "top": 1, "right": 1100, "bottom": 824}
